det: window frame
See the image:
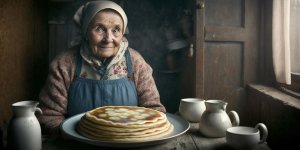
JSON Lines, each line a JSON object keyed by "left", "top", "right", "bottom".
{"left": 278, "top": 73, "right": 300, "bottom": 99}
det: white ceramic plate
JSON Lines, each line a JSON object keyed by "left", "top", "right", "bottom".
{"left": 60, "top": 112, "right": 190, "bottom": 148}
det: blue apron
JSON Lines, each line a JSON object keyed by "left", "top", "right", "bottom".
{"left": 67, "top": 49, "right": 138, "bottom": 116}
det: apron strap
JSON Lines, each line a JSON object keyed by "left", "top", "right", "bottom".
{"left": 125, "top": 49, "right": 134, "bottom": 80}
{"left": 75, "top": 48, "right": 83, "bottom": 78}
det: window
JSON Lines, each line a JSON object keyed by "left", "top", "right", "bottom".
{"left": 273, "top": 0, "right": 300, "bottom": 98}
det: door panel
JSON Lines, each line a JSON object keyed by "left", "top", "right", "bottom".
{"left": 205, "top": 0, "right": 244, "bottom": 27}
{"left": 204, "top": 42, "right": 243, "bottom": 100}
{"left": 191, "top": 0, "right": 259, "bottom": 120}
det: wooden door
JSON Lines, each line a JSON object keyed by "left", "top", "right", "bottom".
{"left": 182, "top": 0, "right": 260, "bottom": 120}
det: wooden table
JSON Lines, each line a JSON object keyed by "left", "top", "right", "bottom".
{"left": 0, "top": 121, "right": 271, "bottom": 150}
{"left": 41, "top": 123, "right": 271, "bottom": 150}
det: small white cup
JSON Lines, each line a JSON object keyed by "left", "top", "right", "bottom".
{"left": 179, "top": 98, "right": 206, "bottom": 122}
{"left": 226, "top": 123, "right": 268, "bottom": 150}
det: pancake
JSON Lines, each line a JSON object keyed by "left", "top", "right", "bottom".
{"left": 77, "top": 122, "right": 174, "bottom": 142}
{"left": 76, "top": 106, "right": 174, "bottom": 142}
{"left": 84, "top": 106, "right": 166, "bottom": 127}
{"left": 78, "top": 119, "right": 171, "bottom": 136}
{"left": 79, "top": 116, "right": 169, "bottom": 133}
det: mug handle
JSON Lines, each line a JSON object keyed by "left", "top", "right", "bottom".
{"left": 35, "top": 107, "right": 43, "bottom": 115}
{"left": 255, "top": 123, "right": 268, "bottom": 143}
{"left": 228, "top": 110, "right": 240, "bottom": 126}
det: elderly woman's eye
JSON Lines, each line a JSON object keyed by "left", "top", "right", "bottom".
{"left": 95, "top": 26, "right": 105, "bottom": 33}
{"left": 112, "top": 27, "right": 121, "bottom": 33}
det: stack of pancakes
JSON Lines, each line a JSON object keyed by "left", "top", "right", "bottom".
{"left": 77, "top": 106, "right": 174, "bottom": 142}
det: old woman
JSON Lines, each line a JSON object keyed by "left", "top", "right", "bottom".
{"left": 38, "top": 0, "right": 166, "bottom": 135}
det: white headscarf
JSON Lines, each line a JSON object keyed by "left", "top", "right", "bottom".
{"left": 73, "top": 0, "right": 128, "bottom": 36}
{"left": 70, "top": 0, "right": 128, "bottom": 47}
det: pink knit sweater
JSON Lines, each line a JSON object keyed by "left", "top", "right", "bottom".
{"left": 37, "top": 47, "right": 166, "bottom": 134}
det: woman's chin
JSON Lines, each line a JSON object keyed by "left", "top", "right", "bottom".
{"left": 97, "top": 53, "right": 114, "bottom": 59}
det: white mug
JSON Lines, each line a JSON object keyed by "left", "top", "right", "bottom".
{"left": 179, "top": 98, "right": 206, "bottom": 122}
{"left": 226, "top": 123, "right": 268, "bottom": 150}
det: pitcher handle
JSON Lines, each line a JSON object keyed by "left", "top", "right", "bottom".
{"left": 35, "top": 107, "right": 43, "bottom": 115}
{"left": 255, "top": 123, "right": 268, "bottom": 144}
{"left": 228, "top": 110, "right": 240, "bottom": 126}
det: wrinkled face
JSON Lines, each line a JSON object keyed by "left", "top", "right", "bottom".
{"left": 87, "top": 9, "right": 124, "bottom": 59}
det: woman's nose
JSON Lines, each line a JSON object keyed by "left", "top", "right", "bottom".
{"left": 104, "top": 31, "right": 113, "bottom": 42}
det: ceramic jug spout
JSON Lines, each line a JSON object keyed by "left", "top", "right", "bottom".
{"left": 221, "top": 101, "right": 228, "bottom": 111}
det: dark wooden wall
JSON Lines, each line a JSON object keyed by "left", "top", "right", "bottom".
{"left": 0, "top": 0, "right": 48, "bottom": 125}
{"left": 246, "top": 85, "right": 300, "bottom": 150}
{"left": 257, "top": 0, "right": 276, "bottom": 85}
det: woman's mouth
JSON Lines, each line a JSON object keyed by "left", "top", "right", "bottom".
{"left": 99, "top": 46, "right": 114, "bottom": 50}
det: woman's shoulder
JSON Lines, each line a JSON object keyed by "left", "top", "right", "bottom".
{"left": 128, "top": 48, "right": 145, "bottom": 62}
{"left": 128, "top": 47, "right": 152, "bottom": 72}
{"left": 54, "top": 47, "right": 77, "bottom": 59}
{"left": 50, "top": 47, "right": 78, "bottom": 67}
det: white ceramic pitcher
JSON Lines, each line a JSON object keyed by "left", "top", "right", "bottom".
{"left": 7, "top": 101, "right": 43, "bottom": 150}
{"left": 199, "top": 100, "right": 240, "bottom": 137}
